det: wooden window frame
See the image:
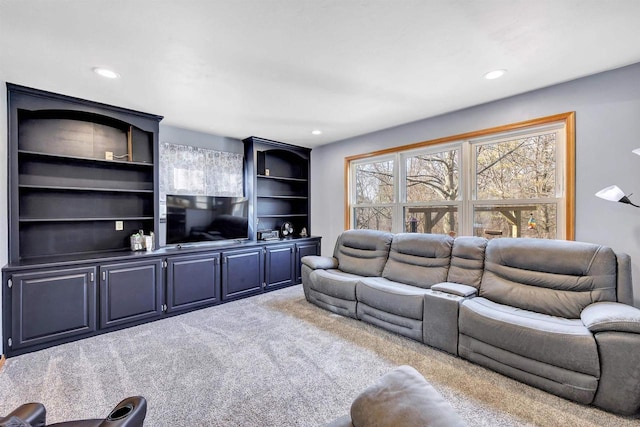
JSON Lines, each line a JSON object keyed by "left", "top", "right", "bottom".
{"left": 344, "top": 112, "right": 576, "bottom": 240}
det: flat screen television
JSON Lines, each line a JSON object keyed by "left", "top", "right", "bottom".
{"left": 166, "top": 195, "right": 249, "bottom": 245}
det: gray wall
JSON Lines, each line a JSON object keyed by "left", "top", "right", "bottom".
{"left": 159, "top": 125, "right": 243, "bottom": 154}
{"left": 311, "top": 62, "right": 640, "bottom": 307}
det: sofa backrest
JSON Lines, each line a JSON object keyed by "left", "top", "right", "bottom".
{"left": 333, "top": 229, "right": 393, "bottom": 277}
{"left": 382, "top": 233, "right": 453, "bottom": 288}
{"left": 447, "top": 236, "right": 487, "bottom": 288}
{"left": 480, "top": 238, "right": 620, "bottom": 318}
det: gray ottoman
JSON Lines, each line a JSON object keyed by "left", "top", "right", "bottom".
{"left": 324, "top": 365, "right": 467, "bottom": 427}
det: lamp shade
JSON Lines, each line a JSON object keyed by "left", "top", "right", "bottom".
{"left": 595, "top": 185, "right": 626, "bottom": 202}
{"left": 632, "top": 148, "right": 640, "bottom": 156}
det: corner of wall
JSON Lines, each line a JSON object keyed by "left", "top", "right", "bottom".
{"left": 0, "top": 81, "right": 8, "bottom": 355}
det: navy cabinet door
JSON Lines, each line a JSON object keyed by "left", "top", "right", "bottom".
{"left": 100, "top": 259, "right": 163, "bottom": 328}
{"left": 296, "top": 240, "right": 321, "bottom": 283}
{"left": 166, "top": 253, "right": 220, "bottom": 313}
{"left": 221, "top": 248, "right": 264, "bottom": 300}
{"left": 265, "top": 244, "right": 295, "bottom": 289}
{"left": 9, "top": 266, "right": 97, "bottom": 351}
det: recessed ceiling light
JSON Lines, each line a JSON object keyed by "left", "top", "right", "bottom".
{"left": 484, "top": 70, "right": 507, "bottom": 80}
{"left": 484, "top": 69, "right": 506, "bottom": 80}
{"left": 93, "top": 67, "right": 120, "bottom": 79}
{"left": 311, "top": 129, "right": 322, "bottom": 135}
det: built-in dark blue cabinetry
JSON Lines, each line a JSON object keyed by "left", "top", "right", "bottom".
{"left": 2, "top": 85, "right": 321, "bottom": 358}
{"left": 244, "top": 137, "right": 311, "bottom": 241}
{"left": 8, "top": 266, "right": 97, "bottom": 351}
{"left": 222, "top": 247, "right": 265, "bottom": 300}
{"left": 100, "top": 259, "right": 164, "bottom": 328}
{"left": 265, "top": 244, "right": 296, "bottom": 290}
{"left": 166, "top": 252, "right": 221, "bottom": 312}
{"left": 6, "top": 84, "right": 162, "bottom": 263}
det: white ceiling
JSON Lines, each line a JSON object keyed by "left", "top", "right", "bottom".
{"left": 2, "top": 1, "right": 640, "bottom": 148}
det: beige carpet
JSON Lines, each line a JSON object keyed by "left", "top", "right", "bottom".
{"left": 0, "top": 285, "right": 638, "bottom": 426}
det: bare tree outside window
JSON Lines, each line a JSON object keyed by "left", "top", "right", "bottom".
{"left": 404, "top": 149, "right": 459, "bottom": 234}
{"left": 476, "top": 133, "right": 556, "bottom": 199}
{"left": 475, "top": 133, "right": 557, "bottom": 239}
{"left": 354, "top": 160, "right": 393, "bottom": 230}
{"left": 347, "top": 114, "right": 571, "bottom": 239}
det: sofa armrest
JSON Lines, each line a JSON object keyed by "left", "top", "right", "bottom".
{"left": 431, "top": 282, "right": 478, "bottom": 298}
{"left": 581, "top": 302, "right": 640, "bottom": 333}
{"left": 301, "top": 255, "right": 338, "bottom": 270}
{"left": 350, "top": 366, "right": 467, "bottom": 427}
{"left": 1, "top": 403, "right": 46, "bottom": 427}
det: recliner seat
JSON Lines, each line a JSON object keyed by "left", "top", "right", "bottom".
{"left": 302, "top": 229, "right": 393, "bottom": 318}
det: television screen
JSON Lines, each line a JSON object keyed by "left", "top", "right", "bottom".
{"left": 166, "top": 195, "right": 249, "bottom": 245}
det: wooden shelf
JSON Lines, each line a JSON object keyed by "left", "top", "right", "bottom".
{"left": 19, "top": 216, "right": 154, "bottom": 223}
{"left": 18, "top": 149, "right": 153, "bottom": 167}
{"left": 257, "top": 174, "right": 307, "bottom": 182}
{"left": 19, "top": 184, "right": 154, "bottom": 194}
{"left": 257, "top": 195, "right": 308, "bottom": 200}
{"left": 257, "top": 214, "right": 308, "bottom": 218}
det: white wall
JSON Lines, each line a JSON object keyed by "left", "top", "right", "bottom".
{"left": 311, "top": 62, "right": 640, "bottom": 307}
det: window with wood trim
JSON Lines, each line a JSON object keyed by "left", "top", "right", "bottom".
{"left": 346, "top": 113, "right": 575, "bottom": 240}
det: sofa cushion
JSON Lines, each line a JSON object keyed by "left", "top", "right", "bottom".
{"left": 309, "top": 269, "right": 362, "bottom": 301}
{"left": 459, "top": 297, "right": 600, "bottom": 377}
{"left": 381, "top": 233, "right": 453, "bottom": 288}
{"left": 481, "top": 238, "right": 618, "bottom": 318}
{"left": 350, "top": 365, "right": 467, "bottom": 427}
{"left": 334, "top": 229, "right": 393, "bottom": 277}
{"left": 357, "top": 277, "right": 433, "bottom": 320}
{"left": 447, "top": 236, "right": 487, "bottom": 287}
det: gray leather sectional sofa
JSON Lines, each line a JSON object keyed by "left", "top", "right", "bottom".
{"left": 301, "top": 229, "right": 640, "bottom": 415}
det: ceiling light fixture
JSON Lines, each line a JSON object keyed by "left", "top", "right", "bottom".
{"left": 93, "top": 67, "right": 120, "bottom": 79}
{"left": 484, "top": 69, "right": 506, "bottom": 80}
{"left": 311, "top": 129, "right": 322, "bottom": 135}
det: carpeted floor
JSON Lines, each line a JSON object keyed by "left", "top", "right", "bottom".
{"left": 0, "top": 285, "right": 638, "bottom": 426}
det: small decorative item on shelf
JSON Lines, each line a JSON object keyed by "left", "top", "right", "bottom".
{"left": 130, "top": 230, "right": 154, "bottom": 251}
{"left": 257, "top": 230, "right": 279, "bottom": 240}
{"left": 300, "top": 227, "right": 308, "bottom": 237}
{"left": 281, "top": 221, "right": 294, "bottom": 238}
{"left": 145, "top": 232, "right": 154, "bottom": 251}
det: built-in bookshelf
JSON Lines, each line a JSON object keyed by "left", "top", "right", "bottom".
{"left": 7, "top": 84, "right": 162, "bottom": 262}
{"left": 243, "top": 137, "right": 311, "bottom": 239}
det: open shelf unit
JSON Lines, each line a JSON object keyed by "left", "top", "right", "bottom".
{"left": 243, "top": 136, "right": 311, "bottom": 239}
{"left": 7, "top": 84, "right": 162, "bottom": 263}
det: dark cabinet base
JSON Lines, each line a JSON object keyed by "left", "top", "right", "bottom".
{"left": 2, "top": 237, "right": 320, "bottom": 357}
{"left": 9, "top": 266, "right": 97, "bottom": 350}
{"left": 100, "top": 260, "right": 164, "bottom": 328}
{"left": 166, "top": 253, "right": 221, "bottom": 312}
{"left": 222, "top": 247, "right": 264, "bottom": 300}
